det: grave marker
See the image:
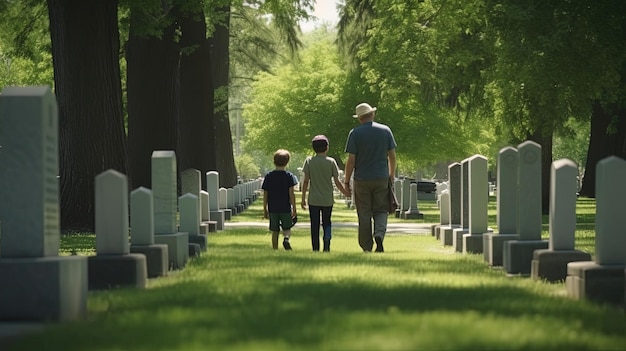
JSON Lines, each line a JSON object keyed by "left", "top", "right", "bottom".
{"left": 531, "top": 159, "right": 591, "bottom": 282}
{"left": 0, "top": 86, "right": 87, "bottom": 321}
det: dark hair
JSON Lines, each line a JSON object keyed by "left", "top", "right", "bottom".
{"left": 312, "top": 140, "right": 328, "bottom": 153}
{"left": 273, "top": 149, "right": 290, "bottom": 167}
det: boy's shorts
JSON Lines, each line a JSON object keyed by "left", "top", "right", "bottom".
{"left": 269, "top": 212, "right": 294, "bottom": 232}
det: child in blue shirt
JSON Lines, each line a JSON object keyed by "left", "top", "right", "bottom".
{"left": 262, "top": 149, "right": 298, "bottom": 250}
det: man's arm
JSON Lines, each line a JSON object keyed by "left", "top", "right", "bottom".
{"left": 388, "top": 148, "right": 396, "bottom": 179}
{"left": 344, "top": 153, "right": 356, "bottom": 186}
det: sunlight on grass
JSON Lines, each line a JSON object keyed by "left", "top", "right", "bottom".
{"left": 22, "top": 194, "right": 625, "bottom": 350}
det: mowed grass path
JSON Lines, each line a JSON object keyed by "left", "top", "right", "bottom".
{"left": 5, "top": 195, "right": 625, "bottom": 350}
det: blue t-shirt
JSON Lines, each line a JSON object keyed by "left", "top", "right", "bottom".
{"left": 261, "top": 170, "right": 298, "bottom": 213}
{"left": 345, "top": 121, "right": 397, "bottom": 180}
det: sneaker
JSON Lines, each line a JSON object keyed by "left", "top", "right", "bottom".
{"left": 375, "top": 236, "right": 384, "bottom": 252}
{"left": 283, "top": 239, "right": 292, "bottom": 250}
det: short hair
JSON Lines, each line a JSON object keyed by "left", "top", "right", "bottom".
{"left": 312, "top": 140, "right": 328, "bottom": 153}
{"left": 273, "top": 149, "right": 290, "bottom": 167}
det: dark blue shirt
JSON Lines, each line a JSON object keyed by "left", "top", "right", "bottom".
{"left": 261, "top": 170, "right": 298, "bottom": 213}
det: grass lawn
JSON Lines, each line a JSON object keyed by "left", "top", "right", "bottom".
{"left": 5, "top": 193, "right": 624, "bottom": 350}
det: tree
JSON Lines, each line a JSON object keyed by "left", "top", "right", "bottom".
{"left": 47, "top": 0, "right": 128, "bottom": 231}
{"left": 126, "top": 0, "right": 180, "bottom": 190}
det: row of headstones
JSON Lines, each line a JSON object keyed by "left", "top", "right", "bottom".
{"left": 90, "top": 152, "right": 261, "bottom": 291}
{"left": 0, "top": 86, "right": 261, "bottom": 322}
{"left": 344, "top": 177, "right": 425, "bottom": 220}
{"left": 433, "top": 141, "right": 626, "bottom": 307}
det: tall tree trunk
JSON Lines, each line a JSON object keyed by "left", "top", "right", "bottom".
{"left": 579, "top": 101, "right": 626, "bottom": 197}
{"left": 47, "top": 0, "right": 127, "bottom": 232}
{"left": 127, "top": 3, "right": 180, "bottom": 190}
{"left": 178, "top": 7, "right": 215, "bottom": 190}
{"left": 209, "top": 6, "right": 238, "bottom": 187}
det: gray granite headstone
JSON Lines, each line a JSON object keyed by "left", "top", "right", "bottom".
{"left": 0, "top": 86, "right": 60, "bottom": 258}
{"left": 497, "top": 147, "right": 518, "bottom": 234}
{"left": 401, "top": 179, "right": 410, "bottom": 213}
{"left": 594, "top": 156, "right": 626, "bottom": 265}
{"left": 531, "top": 159, "right": 590, "bottom": 282}
{"left": 483, "top": 147, "right": 519, "bottom": 266}
{"left": 0, "top": 86, "right": 87, "bottom": 321}
{"left": 503, "top": 140, "right": 548, "bottom": 275}
{"left": 152, "top": 151, "right": 178, "bottom": 234}
{"left": 95, "top": 170, "right": 130, "bottom": 255}
{"left": 130, "top": 187, "right": 154, "bottom": 246}
{"left": 181, "top": 168, "right": 202, "bottom": 223}
{"left": 180, "top": 193, "right": 200, "bottom": 236}
{"left": 448, "top": 163, "right": 462, "bottom": 226}
{"left": 89, "top": 170, "right": 147, "bottom": 290}
{"left": 151, "top": 151, "right": 188, "bottom": 269}
{"left": 440, "top": 190, "right": 450, "bottom": 225}
{"left": 200, "top": 190, "right": 210, "bottom": 222}
{"left": 460, "top": 158, "right": 469, "bottom": 229}
{"left": 517, "top": 141, "right": 542, "bottom": 240}
{"left": 566, "top": 156, "right": 626, "bottom": 304}
{"left": 549, "top": 159, "right": 578, "bottom": 251}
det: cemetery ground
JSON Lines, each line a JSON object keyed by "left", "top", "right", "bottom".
{"left": 2, "top": 196, "right": 625, "bottom": 350}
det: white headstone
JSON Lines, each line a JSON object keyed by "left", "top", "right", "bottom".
{"left": 200, "top": 190, "right": 210, "bottom": 221}
{"left": 179, "top": 193, "right": 200, "bottom": 236}
{"left": 461, "top": 158, "right": 470, "bottom": 228}
{"left": 401, "top": 179, "right": 410, "bottom": 211}
{"left": 468, "top": 155, "right": 488, "bottom": 234}
{"left": 448, "top": 162, "right": 462, "bottom": 226}
{"left": 219, "top": 187, "right": 228, "bottom": 209}
{"left": 152, "top": 151, "right": 177, "bottom": 234}
{"left": 594, "top": 156, "right": 626, "bottom": 265}
{"left": 549, "top": 159, "right": 578, "bottom": 250}
{"left": 440, "top": 189, "right": 450, "bottom": 225}
{"left": 497, "top": 147, "right": 518, "bottom": 233}
{"left": 181, "top": 168, "right": 202, "bottom": 222}
{"left": 517, "top": 141, "right": 542, "bottom": 240}
{"left": 206, "top": 171, "right": 220, "bottom": 211}
{"left": 95, "top": 170, "right": 130, "bottom": 255}
{"left": 130, "top": 187, "right": 154, "bottom": 246}
{"left": 0, "top": 86, "right": 60, "bottom": 258}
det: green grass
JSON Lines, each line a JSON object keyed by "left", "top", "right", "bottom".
{"left": 7, "top": 193, "right": 624, "bottom": 350}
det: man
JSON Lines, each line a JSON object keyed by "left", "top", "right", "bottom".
{"left": 344, "top": 103, "right": 397, "bottom": 252}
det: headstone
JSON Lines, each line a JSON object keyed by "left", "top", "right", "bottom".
{"left": 434, "top": 189, "right": 450, "bottom": 239}
{"left": 452, "top": 158, "right": 470, "bottom": 252}
{"left": 182, "top": 169, "right": 210, "bottom": 234}
{"left": 206, "top": 171, "right": 225, "bottom": 230}
{"left": 179, "top": 193, "right": 207, "bottom": 252}
{"left": 129, "top": 187, "right": 168, "bottom": 278}
{"left": 152, "top": 151, "right": 188, "bottom": 269}
{"left": 462, "top": 155, "right": 492, "bottom": 254}
{"left": 441, "top": 162, "right": 461, "bottom": 246}
{"left": 566, "top": 156, "right": 626, "bottom": 305}
{"left": 0, "top": 86, "right": 87, "bottom": 321}
{"left": 503, "top": 141, "right": 548, "bottom": 275}
{"left": 88, "top": 170, "right": 147, "bottom": 290}
{"left": 531, "top": 159, "right": 591, "bottom": 282}
{"left": 484, "top": 147, "right": 519, "bottom": 266}
{"left": 400, "top": 179, "right": 410, "bottom": 215}
{"left": 394, "top": 179, "right": 401, "bottom": 218}
{"left": 402, "top": 183, "right": 423, "bottom": 219}
{"left": 219, "top": 187, "right": 232, "bottom": 220}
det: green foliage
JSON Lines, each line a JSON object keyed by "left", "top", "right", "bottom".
{"left": 235, "top": 153, "right": 261, "bottom": 180}
{"left": 243, "top": 30, "right": 353, "bottom": 163}
{"left": 0, "top": 0, "right": 53, "bottom": 88}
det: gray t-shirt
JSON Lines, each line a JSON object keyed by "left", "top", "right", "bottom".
{"left": 302, "top": 154, "right": 340, "bottom": 207}
{"left": 345, "top": 121, "right": 397, "bottom": 180}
